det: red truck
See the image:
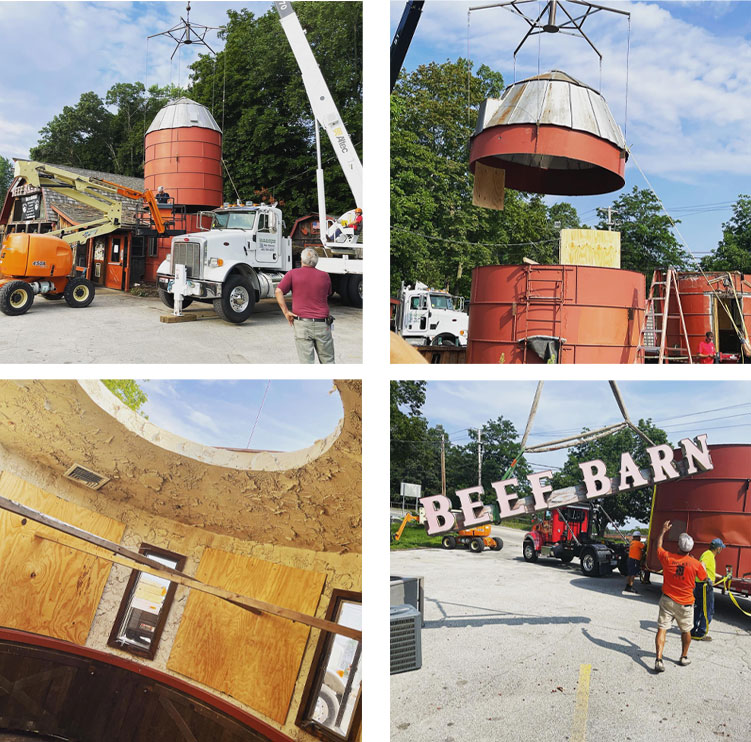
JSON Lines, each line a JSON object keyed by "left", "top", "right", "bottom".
{"left": 522, "top": 503, "right": 629, "bottom": 577}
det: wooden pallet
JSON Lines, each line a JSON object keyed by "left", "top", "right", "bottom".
{"left": 159, "top": 310, "right": 219, "bottom": 323}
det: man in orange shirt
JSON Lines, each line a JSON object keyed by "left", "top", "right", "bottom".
{"left": 654, "top": 520, "right": 708, "bottom": 673}
{"left": 624, "top": 531, "right": 645, "bottom": 593}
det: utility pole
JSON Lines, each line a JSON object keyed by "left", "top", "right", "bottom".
{"left": 477, "top": 427, "right": 483, "bottom": 488}
{"left": 440, "top": 433, "right": 446, "bottom": 497}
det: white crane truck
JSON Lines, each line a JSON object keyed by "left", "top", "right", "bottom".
{"left": 395, "top": 282, "right": 469, "bottom": 346}
{"left": 157, "top": 1, "right": 363, "bottom": 322}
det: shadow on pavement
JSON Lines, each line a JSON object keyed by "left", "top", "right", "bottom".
{"left": 580, "top": 627, "right": 657, "bottom": 673}
{"left": 424, "top": 597, "right": 591, "bottom": 629}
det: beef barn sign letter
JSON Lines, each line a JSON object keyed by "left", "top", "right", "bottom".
{"left": 419, "top": 435, "right": 713, "bottom": 536}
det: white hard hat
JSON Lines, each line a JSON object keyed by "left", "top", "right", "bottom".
{"left": 633, "top": 531, "right": 641, "bottom": 538}
{"left": 678, "top": 533, "right": 694, "bottom": 553}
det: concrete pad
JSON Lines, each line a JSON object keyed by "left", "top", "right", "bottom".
{"left": 0, "top": 289, "right": 361, "bottom": 364}
{"left": 391, "top": 525, "right": 751, "bottom": 742}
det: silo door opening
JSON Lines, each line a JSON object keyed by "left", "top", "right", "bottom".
{"left": 714, "top": 295, "right": 744, "bottom": 354}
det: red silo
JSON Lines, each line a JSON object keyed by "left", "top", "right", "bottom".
{"left": 144, "top": 97, "right": 223, "bottom": 209}
{"left": 646, "top": 444, "right": 751, "bottom": 598}
{"left": 659, "top": 271, "right": 751, "bottom": 361}
{"left": 467, "top": 264, "right": 645, "bottom": 364}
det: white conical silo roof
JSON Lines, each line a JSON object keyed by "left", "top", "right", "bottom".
{"left": 146, "top": 97, "right": 221, "bottom": 134}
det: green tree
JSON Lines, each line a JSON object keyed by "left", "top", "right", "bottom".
{"left": 391, "top": 58, "right": 581, "bottom": 296}
{"left": 0, "top": 155, "right": 13, "bottom": 194}
{"left": 700, "top": 195, "right": 751, "bottom": 273}
{"left": 551, "top": 419, "right": 670, "bottom": 526}
{"left": 102, "top": 380, "right": 148, "bottom": 415}
{"left": 596, "top": 187, "right": 693, "bottom": 278}
{"left": 189, "top": 2, "right": 362, "bottom": 214}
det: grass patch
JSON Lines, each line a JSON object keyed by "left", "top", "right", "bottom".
{"left": 390, "top": 520, "right": 443, "bottom": 550}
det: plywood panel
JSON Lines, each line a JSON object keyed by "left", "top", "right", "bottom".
{"left": 473, "top": 162, "right": 505, "bottom": 210}
{"left": 168, "top": 547, "right": 326, "bottom": 724}
{"left": 560, "top": 228, "right": 620, "bottom": 268}
{"left": 0, "top": 471, "right": 125, "bottom": 645}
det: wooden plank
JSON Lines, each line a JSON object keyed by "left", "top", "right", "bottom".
{"left": 168, "top": 548, "right": 327, "bottom": 725}
{"left": 472, "top": 162, "right": 505, "bottom": 210}
{"left": 31, "top": 532, "right": 359, "bottom": 642}
{"left": 560, "top": 229, "right": 620, "bottom": 269}
{"left": 159, "top": 310, "right": 218, "bottom": 323}
{"left": 0, "top": 472, "right": 124, "bottom": 645}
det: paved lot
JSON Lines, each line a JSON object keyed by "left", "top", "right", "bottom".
{"left": 391, "top": 525, "right": 751, "bottom": 742}
{"left": 0, "top": 289, "right": 362, "bottom": 364}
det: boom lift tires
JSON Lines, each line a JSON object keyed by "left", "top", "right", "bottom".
{"left": 469, "top": 538, "right": 484, "bottom": 553}
{"left": 158, "top": 288, "right": 193, "bottom": 311}
{"left": 0, "top": 281, "right": 34, "bottom": 316}
{"left": 441, "top": 535, "right": 457, "bottom": 549}
{"left": 63, "top": 277, "right": 95, "bottom": 308}
{"left": 213, "top": 274, "right": 255, "bottom": 324}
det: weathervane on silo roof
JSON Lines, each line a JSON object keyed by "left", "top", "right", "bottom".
{"left": 148, "top": 1, "right": 224, "bottom": 59}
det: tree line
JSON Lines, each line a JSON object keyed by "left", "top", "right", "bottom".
{"left": 4, "top": 2, "right": 361, "bottom": 219}
{"left": 390, "top": 59, "right": 751, "bottom": 295}
{"left": 391, "top": 380, "right": 670, "bottom": 526}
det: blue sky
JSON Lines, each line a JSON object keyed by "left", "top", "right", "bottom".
{"left": 0, "top": 2, "right": 270, "bottom": 160}
{"left": 134, "top": 379, "right": 343, "bottom": 451}
{"left": 391, "top": 0, "right": 751, "bottom": 258}
{"left": 420, "top": 380, "right": 751, "bottom": 473}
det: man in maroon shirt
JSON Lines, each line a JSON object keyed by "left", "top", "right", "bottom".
{"left": 275, "top": 248, "right": 335, "bottom": 363}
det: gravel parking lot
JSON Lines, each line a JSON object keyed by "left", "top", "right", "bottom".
{"left": 0, "top": 289, "right": 362, "bottom": 364}
{"left": 391, "top": 525, "right": 751, "bottom": 742}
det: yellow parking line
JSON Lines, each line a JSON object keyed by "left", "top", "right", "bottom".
{"left": 571, "top": 663, "right": 592, "bottom": 742}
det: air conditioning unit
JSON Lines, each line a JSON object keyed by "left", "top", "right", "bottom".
{"left": 390, "top": 603, "right": 422, "bottom": 675}
{"left": 390, "top": 575, "right": 424, "bottom": 625}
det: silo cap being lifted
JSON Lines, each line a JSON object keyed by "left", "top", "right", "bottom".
{"left": 146, "top": 96, "right": 221, "bottom": 134}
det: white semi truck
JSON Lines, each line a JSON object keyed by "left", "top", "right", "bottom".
{"left": 157, "top": 1, "right": 363, "bottom": 322}
{"left": 395, "top": 282, "right": 469, "bottom": 346}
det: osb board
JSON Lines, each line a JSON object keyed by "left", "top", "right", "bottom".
{"left": 0, "top": 470, "right": 125, "bottom": 645}
{"left": 168, "top": 547, "right": 326, "bottom": 724}
{"left": 473, "top": 162, "right": 505, "bottom": 210}
{"left": 560, "top": 228, "right": 620, "bottom": 268}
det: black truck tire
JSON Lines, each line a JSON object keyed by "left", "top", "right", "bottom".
{"left": 441, "top": 535, "right": 457, "bottom": 550}
{"left": 522, "top": 539, "right": 539, "bottom": 562}
{"left": 214, "top": 275, "right": 255, "bottom": 323}
{"left": 617, "top": 553, "right": 629, "bottom": 576}
{"left": 580, "top": 548, "right": 601, "bottom": 577}
{"left": 469, "top": 537, "right": 484, "bottom": 553}
{"left": 0, "top": 281, "right": 34, "bottom": 315}
{"left": 64, "top": 277, "right": 95, "bottom": 308}
{"left": 559, "top": 553, "right": 574, "bottom": 564}
{"left": 346, "top": 274, "right": 363, "bottom": 308}
{"left": 491, "top": 537, "right": 503, "bottom": 551}
{"left": 158, "top": 288, "right": 193, "bottom": 310}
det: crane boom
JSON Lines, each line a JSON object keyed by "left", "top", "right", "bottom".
{"left": 274, "top": 1, "right": 362, "bottom": 208}
{"left": 13, "top": 160, "right": 165, "bottom": 246}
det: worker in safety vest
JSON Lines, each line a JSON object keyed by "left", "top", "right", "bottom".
{"left": 654, "top": 521, "right": 708, "bottom": 673}
{"left": 691, "top": 537, "right": 725, "bottom": 641}
{"left": 624, "top": 531, "right": 645, "bottom": 593}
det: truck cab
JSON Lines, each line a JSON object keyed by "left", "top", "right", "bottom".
{"left": 156, "top": 204, "right": 292, "bottom": 323}
{"left": 397, "top": 282, "right": 468, "bottom": 347}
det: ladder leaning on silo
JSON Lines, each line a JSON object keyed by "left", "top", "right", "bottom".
{"left": 636, "top": 269, "right": 693, "bottom": 364}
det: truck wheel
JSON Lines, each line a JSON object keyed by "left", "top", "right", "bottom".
{"left": 64, "top": 277, "right": 95, "bottom": 308}
{"left": 617, "top": 554, "right": 629, "bottom": 576}
{"left": 441, "top": 535, "right": 456, "bottom": 550}
{"left": 346, "top": 274, "right": 363, "bottom": 308}
{"left": 0, "top": 280, "right": 34, "bottom": 315}
{"left": 469, "top": 538, "right": 484, "bottom": 553}
{"left": 214, "top": 275, "right": 255, "bottom": 323}
{"left": 491, "top": 537, "right": 503, "bottom": 551}
{"left": 580, "top": 549, "right": 601, "bottom": 577}
{"left": 560, "top": 553, "right": 574, "bottom": 564}
{"left": 431, "top": 333, "right": 457, "bottom": 347}
{"left": 158, "top": 288, "right": 193, "bottom": 310}
{"left": 311, "top": 684, "right": 338, "bottom": 726}
{"left": 522, "top": 539, "right": 538, "bottom": 562}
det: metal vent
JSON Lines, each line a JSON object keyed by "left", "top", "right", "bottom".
{"left": 390, "top": 604, "right": 422, "bottom": 675}
{"left": 64, "top": 464, "right": 110, "bottom": 490}
{"left": 171, "top": 241, "right": 202, "bottom": 278}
